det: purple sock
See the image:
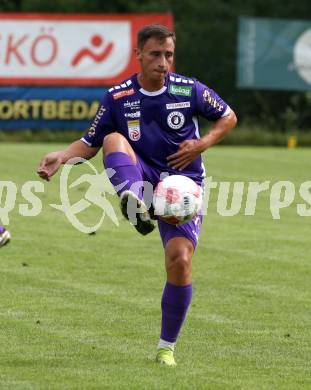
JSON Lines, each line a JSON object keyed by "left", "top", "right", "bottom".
{"left": 104, "top": 152, "right": 143, "bottom": 198}
{"left": 160, "top": 282, "right": 192, "bottom": 343}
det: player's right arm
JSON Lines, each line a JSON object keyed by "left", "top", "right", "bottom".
{"left": 37, "top": 92, "right": 115, "bottom": 181}
{"left": 37, "top": 140, "right": 100, "bottom": 181}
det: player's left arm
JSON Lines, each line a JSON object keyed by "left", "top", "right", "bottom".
{"left": 167, "top": 109, "right": 237, "bottom": 170}
{"left": 167, "top": 81, "right": 237, "bottom": 170}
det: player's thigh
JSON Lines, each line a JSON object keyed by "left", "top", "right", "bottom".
{"left": 158, "top": 214, "right": 203, "bottom": 251}
{"left": 135, "top": 155, "right": 162, "bottom": 205}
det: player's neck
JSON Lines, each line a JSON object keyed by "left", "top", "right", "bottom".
{"left": 137, "top": 73, "right": 166, "bottom": 92}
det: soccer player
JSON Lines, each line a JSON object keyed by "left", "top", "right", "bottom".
{"left": 37, "top": 24, "right": 237, "bottom": 366}
{"left": 0, "top": 225, "right": 10, "bottom": 247}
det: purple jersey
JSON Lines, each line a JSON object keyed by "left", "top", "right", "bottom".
{"left": 82, "top": 72, "right": 230, "bottom": 184}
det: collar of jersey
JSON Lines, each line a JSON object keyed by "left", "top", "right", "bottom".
{"left": 139, "top": 85, "right": 167, "bottom": 96}
{"left": 134, "top": 73, "right": 167, "bottom": 96}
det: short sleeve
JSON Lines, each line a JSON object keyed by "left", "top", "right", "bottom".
{"left": 194, "top": 81, "right": 230, "bottom": 121}
{"left": 81, "top": 92, "right": 115, "bottom": 147}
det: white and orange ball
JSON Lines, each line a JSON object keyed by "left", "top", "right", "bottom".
{"left": 153, "top": 175, "right": 202, "bottom": 225}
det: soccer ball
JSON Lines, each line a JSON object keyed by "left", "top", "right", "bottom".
{"left": 153, "top": 175, "right": 202, "bottom": 225}
{"left": 0, "top": 226, "right": 11, "bottom": 247}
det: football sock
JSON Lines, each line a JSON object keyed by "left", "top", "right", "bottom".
{"left": 160, "top": 282, "right": 192, "bottom": 343}
{"left": 104, "top": 152, "right": 143, "bottom": 199}
{"left": 157, "top": 338, "right": 175, "bottom": 351}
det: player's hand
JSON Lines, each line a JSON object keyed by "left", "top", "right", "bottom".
{"left": 167, "top": 139, "right": 205, "bottom": 170}
{"left": 37, "top": 152, "right": 63, "bottom": 181}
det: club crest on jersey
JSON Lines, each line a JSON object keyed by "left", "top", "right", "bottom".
{"left": 127, "top": 120, "right": 141, "bottom": 141}
{"left": 167, "top": 111, "right": 185, "bottom": 130}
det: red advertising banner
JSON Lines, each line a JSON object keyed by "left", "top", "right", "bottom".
{"left": 0, "top": 13, "right": 173, "bottom": 86}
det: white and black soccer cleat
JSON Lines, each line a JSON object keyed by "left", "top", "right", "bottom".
{"left": 0, "top": 226, "right": 11, "bottom": 247}
{"left": 120, "top": 190, "right": 155, "bottom": 236}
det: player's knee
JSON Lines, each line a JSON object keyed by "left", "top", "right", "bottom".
{"left": 167, "top": 251, "right": 192, "bottom": 276}
{"left": 103, "top": 132, "right": 126, "bottom": 151}
{"left": 103, "top": 133, "right": 136, "bottom": 162}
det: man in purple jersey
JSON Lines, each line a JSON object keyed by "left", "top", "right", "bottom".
{"left": 38, "top": 24, "right": 237, "bottom": 366}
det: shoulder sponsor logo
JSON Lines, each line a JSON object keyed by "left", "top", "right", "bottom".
{"left": 127, "top": 120, "right": 141, "bottom": 141}
{"left": 124, "top": 99, "right": 140, "bottom": 110}
{"left": 124, "top": 111, "right": 141, "bottom": 119}
{"left": 203, "top": 90, "right": 224, "bottom": 112}
{"left": 169, "top": 84, "right": 192, "bottom": 96}
{"left": 167, "top": 111, "right": 185, "bottom": 130}
{"left": 88, "top": 105, "right": 106, "bottom": 136}
{"left": 166, "top": 102, "right": 191, "bottom": 110}
{"left": 112, "top": 88, "right": 135, "bottom": 100}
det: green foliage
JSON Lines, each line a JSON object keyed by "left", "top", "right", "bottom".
{"left": 2, "top": 128, "right": 311, "bottom": 147}
{"left": 0, "top": 129, "right": 82, "bottom": 143}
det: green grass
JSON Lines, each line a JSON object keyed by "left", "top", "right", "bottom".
{"left": 0, "top": 144, "right": 310, "bottom": 389}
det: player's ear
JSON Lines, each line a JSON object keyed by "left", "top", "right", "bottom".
{"left": 135, "top": 47, "right": 142, "bottom": 61}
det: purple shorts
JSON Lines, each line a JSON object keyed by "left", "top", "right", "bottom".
{"left": 135, "top": 155, "right": 203, "bottom": 250}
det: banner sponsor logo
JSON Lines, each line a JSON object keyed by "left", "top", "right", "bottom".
{"left": 294, "top": 28, "right": 311, "bottom": 85}
{"left": 0, "top": 86, "right": 104, "bottom": 129}
{"left": 0, "top": 13, "right": 173, "bottom": 86}
{"left": 237, "top": 17, "right": 311, "bottom": 91}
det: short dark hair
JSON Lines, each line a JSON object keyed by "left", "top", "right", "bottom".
{"left": 137, "top": 24, "right": 176, "bottom": 49}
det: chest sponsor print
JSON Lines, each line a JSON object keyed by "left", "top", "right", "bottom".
{"left": 169, "top": 84, "right": 192, "bottom": 96}
{"left": 124, "top": 111, "right": 141, "bottom": 119}
{"left": 167, "top": 111, "right": 185, "bottom": 130}
{"left": 127, "top": 120, "right": 141, "bottom": 141}
{"left": 166, "top": 101, "right": 191, "bottom": 110}
{"left": 124, "top": 99, "right": 140, "bottom": 110}
{"left": 112, "top": 88, "right": 135, "bottom": 100}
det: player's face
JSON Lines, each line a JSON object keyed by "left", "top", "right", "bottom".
{"left": 136, "top": 37, "right": 175, "bottom": 84}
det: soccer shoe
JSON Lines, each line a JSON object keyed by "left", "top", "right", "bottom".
{"left": 120, "top": 190, "right": 155, "bottom": 236}
{"left": 156, "top": 347, "right": 177, "bottom": 367}
{"left": 0, "top": 227, "right": 11, "bottom": 247}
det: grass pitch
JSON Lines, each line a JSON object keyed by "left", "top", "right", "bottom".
{"left": 0, "top": 144, "right": 310, "bottom": 389}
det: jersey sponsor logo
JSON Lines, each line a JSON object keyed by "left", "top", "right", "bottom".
{"left": 127, "top": 119, "right": 141, "bottom": 141}
{"left": 112, "top": 88, "right": 135, "bottom": 100}
{"left": 169, "top": 84, "right": 192, "bottom": 96}
{"left": 167, "top": 111, "right": 185, "bottom": 130}
{"left": 166, "top": 101, "right": 191, "bottom": 110}
{"left": 123, "top": 99, "right": 140, "bottom": 110}
{"left": 124, "top": 111, "right": 141, "bottom": 118}
{"left": 88, "top": 105, "right": 106, "bottom": 136}
{"left": 202, "top": 90, "right": 224, "bottom": 112}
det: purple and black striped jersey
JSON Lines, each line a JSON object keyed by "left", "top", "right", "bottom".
{"left": 81, "top": 72, "right": 231, "bottom": 183}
